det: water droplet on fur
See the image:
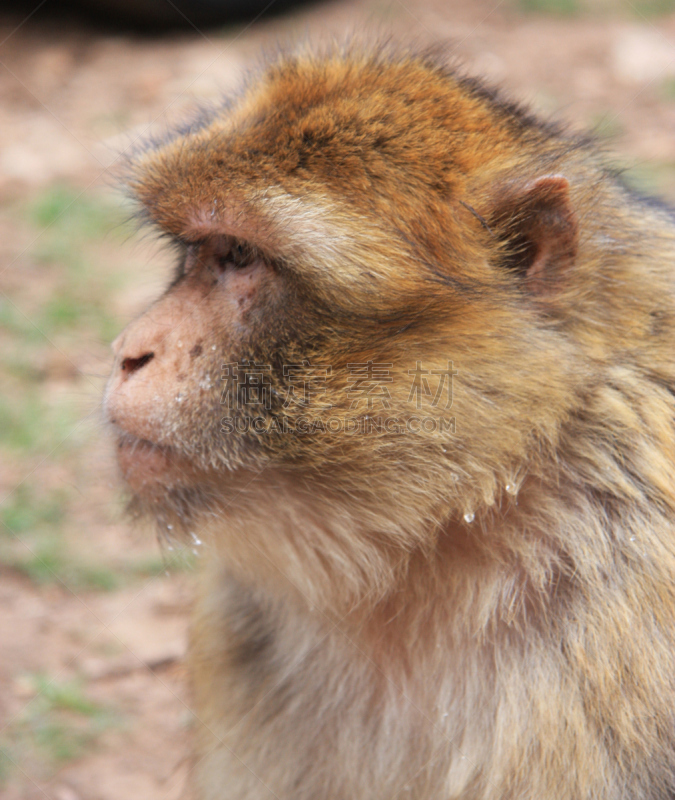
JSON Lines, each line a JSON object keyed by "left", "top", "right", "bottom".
{"left": 211, "top": 345, "right": 217, "bottom": 350}
{"left": 442, "top": 447, "right": 448, "bottom": 453}
{"left": 505, "top": 483, "right": 517, "bottom": 495}
{"left": 464, "top": 512, "right": 475, "bottom": 524}
{"left": 190, "top": 532, "right": 202, "bottom": 546}
{"left": 451, "top": 473, "right": 460, "bottom": 482}
{"left": 167, "top": 524, "right": 173, "bottom": 531}
{"left": 630, "top": 536, "right": 636, "bottom": 541}
{"left": 177, "top": 340, "right": 183, "bottom": 348}
{"left": 175, "top": 393, "right": 184, "bottom": 403}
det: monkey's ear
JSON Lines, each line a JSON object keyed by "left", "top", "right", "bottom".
{"left": 491, "top": 175, "right": 578, "bottom": 294}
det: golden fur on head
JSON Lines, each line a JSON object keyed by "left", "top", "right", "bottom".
{"left": 111, "top": 41, "right": 675, "bottom": 799}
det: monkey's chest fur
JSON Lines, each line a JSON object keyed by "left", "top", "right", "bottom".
{"left": 189, "top": 572, "right": 486, "bottom": 800}
{"left": 188, "top": 565, "right": 675, "bottom": 800}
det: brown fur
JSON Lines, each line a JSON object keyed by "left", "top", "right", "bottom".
{"left": 106, "top": 42, "right": 675, "bottom": 799}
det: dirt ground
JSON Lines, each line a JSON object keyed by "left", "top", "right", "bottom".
{"left": 0, "top": 1, "right": 674, "bottom": 798}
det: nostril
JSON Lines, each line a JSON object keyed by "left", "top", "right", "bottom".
{"left": 121, "top": 352, "right": 154, "bottom": 377}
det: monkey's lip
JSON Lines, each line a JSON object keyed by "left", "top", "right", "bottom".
{"left": 115, "top": 432, "right": 197, "bottom": 492}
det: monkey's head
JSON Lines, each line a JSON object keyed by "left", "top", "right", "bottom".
{"left": 106, "top": 45, "right": 605, "bottom": 587}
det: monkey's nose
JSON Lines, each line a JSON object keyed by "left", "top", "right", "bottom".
{"left": 120, "top": 352, "right": 155, "bottom": 381}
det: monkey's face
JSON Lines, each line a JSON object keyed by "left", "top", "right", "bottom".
{"left": 104, "top": 219, "right": 431, "bottom": 507}
{"left": 106, "top": 234, "right": 296, "bottom": 495}
{"left": 106, "top": 49, "right": 585, "bottom": 537}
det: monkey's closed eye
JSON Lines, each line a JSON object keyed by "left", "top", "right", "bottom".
{"left": 216, "top": 241, "right": 257, "bottom": 272}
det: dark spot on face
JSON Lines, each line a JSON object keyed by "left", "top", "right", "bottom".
{"left": 238, "top": 289, "right": 256, "bottom": 307}
{"left": 177, "top": 373, "right": 186, "bottom": 381}
{"left": 190, "top": 342, "right": 204, "bottom": 359}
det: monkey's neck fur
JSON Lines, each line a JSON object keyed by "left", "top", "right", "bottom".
{"left": 199, "top": 325, "right": 675, "bottom": 622}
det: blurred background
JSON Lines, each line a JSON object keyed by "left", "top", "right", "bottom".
{"left": 0, "top": 0, "right": 674, "bottom": 798}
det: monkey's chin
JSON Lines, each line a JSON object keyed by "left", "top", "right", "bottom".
{"left": 115, "top": 433, "right": 201, "bottom": 496}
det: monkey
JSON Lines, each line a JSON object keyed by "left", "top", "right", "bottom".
{"left": 104, "top": 42, "right": 675, "bottom": 800}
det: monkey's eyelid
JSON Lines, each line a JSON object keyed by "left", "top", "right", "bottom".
{"left": 169, "top": 234, "right": 274, "bottom": 275}
{"left": 217, "top": 246, "right": 257, "bottom": 270}
{"left": 219, "top": 238, "right": 274, "bottom": 269}
{"left": 178, "top": 236, "right": 207, "bottom": 249}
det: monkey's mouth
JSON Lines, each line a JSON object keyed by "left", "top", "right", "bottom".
{"left": 115, "top": 432, "right": 199, "bottom": 494}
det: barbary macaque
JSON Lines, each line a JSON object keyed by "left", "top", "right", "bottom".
{"left": 105, "top": 43, "right": 675, "bottom": 799}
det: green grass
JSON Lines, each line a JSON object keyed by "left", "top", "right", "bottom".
{"left": 0, "top": 485, "right": 66, "bottom": 536}
{"left": 11, "top": 544, "right": 196, "bottom": 591}
{"left": 0, "top": 390, "right": 82, "bottom": 454}
{"left": 630, "top": 0, "right": 675, "bottom": 14}
{"left": 517, "top": 0, "right": 675, "bottom": 14}
{"left": 2, "top": 543, "right": 195, "bottom": 592}
{"left": 25, "top": 287, "right": 119, "bottom": 342}
{"left": 0, "top": 481, "right": 194, "bottom": 592}
{"left": 622, "top": 161, "right": 675, "bottom": 203}
{"left": 0, "top": 675, "right": 116, "bottom": 783}
{"left": 661, "top": 77, "right": 675, "bottom": 102}
{"left": 518, "top": 0, "right": 580, "bottom": 14}
{"left": 29, "top": 184, "right": 122, "bottom": 242}
{"left": 16, "top": 185, "right": 130, "bottom": 342}
{"left": 27, "top": 185, "right": 127, "bottom": 284}
{"left": 2, "top": 186, "right": 128, "bottom": 361}
{"left": 32, "top": 675, "right": 103, "bottom": 716}
{"left": 0, "top": 178, "right": 189, "bottom": 789}
{"left": 0, "top": 473, "right": 196, "bottom": 593}
{"left": 42, "top": 293, "right": 84, "bottom": 329}
{"left": 0, "top": 295, "right": 45, "bottom": 343}
{"left": 515, "top": 0, "right": 675, "bottom": 13}
{"left": 11, "top": 540, "right": 121, "bottom": 592}
{"left": 0, "top": 506, "right": 196, "bottom": 591}
{"left": 0, "top": 393, "right": 47, "bottom": 451}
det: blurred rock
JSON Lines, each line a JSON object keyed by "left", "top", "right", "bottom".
{"left": 53, "top": 786, "right": 81, "bottom": 800}
{"left": 613, "top": 27, "right": 675, "bottom": 85}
